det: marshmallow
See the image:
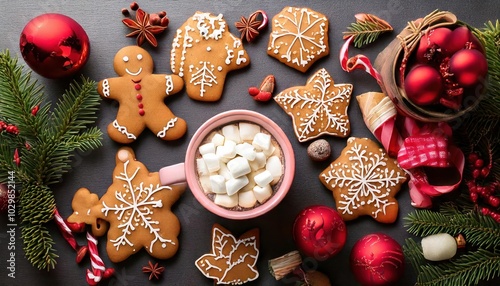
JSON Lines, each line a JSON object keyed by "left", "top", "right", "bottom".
{"left": 253, "top": 184, "right": 273, "bottom": 203}
{"left": 225, "top": 176, "right": 249, "bottom": 196}
{"left": 199, "top": 175, "right": 212, "bottom": 193}
{"left": 239, "top": 122, "right": 260, "bottom": 141}
{"left": 252, "top": 132, "right": 271, "bottom": 151}
{"left": 202, "top": 153, "right": 220, "bottom": 172}
{"left": 209, "top": 175, "right": 227, "bottom": 194}
{"left": 249, "top": 152, "right": 267, "bottom": 171}
{"left": 196, "top": 158, "right": 209, "bottom": 176}
{"left": 222, "top": 124, "right": 241, "bottom": 143}
{"left": 239, "top": 190, "right": 257, "bottom": 208}
{"left": 199, "top": 142, "right": 216, "bottom": 155}
{"left": 214, "top": 194, "right": 239, "bottom": 208}
{"left": 216, "top": 140, "right": 237, "bottom": 160}
{"left": 241, "top": 179, "right": 256, "bottom": 192}
{"left": 254, "top": 170, "right": 274, "bottom": 187}
{"left": 263, "top": 144, "right": 276, "bottom": 157}
{"left": 266, "top": 156, "right": 283, "bottom": 178}
{"left": 235, "top": 142, "right": 257, "bottom": 161}
{"left": 211, "top": 133, "right": 225, "bottom": 146}
{"left": 218, "top": 163, "right": 233, "bottom": 180}
{"left": 227, "top": 156, "right": 251, "bottom": 178}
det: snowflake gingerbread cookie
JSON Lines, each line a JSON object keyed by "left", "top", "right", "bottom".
{"left": 171, "top": 11, "right": 250, "bottom": 102}
{"left": 67, "top": 147, "right": 185, "bottom": 262}
{"left": 98, "top": 46, "right": 187, "bottom": 144}
{"left": 319, "top": 137, "right": 407, "bottom": 223}
{"left": 267, "top": 6, "right": 329, "bottom": 72}
{"left": 274, "top": 68, "right": 353, "bottom": 142}
{"left": 195, "top": 224, "right": 260, "bottom": 285}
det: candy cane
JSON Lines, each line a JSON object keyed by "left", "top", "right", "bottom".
{"left": 53, "top": 208, "right": 88, "bottom": 263}
{"left": 339, "top": 35, "right": 383, "bottom": 85}
{"left": 86, "top": 232, "right": 114, "bottom": 285}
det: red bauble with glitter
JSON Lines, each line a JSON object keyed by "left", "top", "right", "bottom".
{"left": 292, "top": 205, "right": 347, "bottom": 261}
{"left": 350, "top": 233, "right": 404, "bottom": 286}
{"left": 19, "top": 13, "right": 90, "bottom": 79}
{"left": 404, "top": 65, "right": 443, "bottom": 105}
{"left": 449, "top": 49, "right": 488, "bottom": 87}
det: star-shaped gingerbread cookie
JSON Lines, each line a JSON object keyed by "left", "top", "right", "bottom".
{"left": 274, "top": 68, "right": 353, "bottom": 142}
{"left": 319, "top": 137, "right": 407, "bottom": 223}
{"left": 68, "top": 147, "right": 185, "bottom": 263}
{"left": 195, "top": 224, "right": 260, "bottom": 285}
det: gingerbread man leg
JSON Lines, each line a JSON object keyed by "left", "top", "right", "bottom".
{"left": 147, "top": 112, "right": 187, "bottom": 141}
{"left": 107, "top": 114, "right": 146, "bottom": 144}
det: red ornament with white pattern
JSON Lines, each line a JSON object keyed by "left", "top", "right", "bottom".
{"left": 292, "top": 205, "right": 347, "bottom": 261}
{"left": 350, "top": 233, "right": 404, "bottom": 286}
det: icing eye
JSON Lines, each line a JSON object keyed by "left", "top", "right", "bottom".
{"left": 123, "top": 56, "right": 129, "bottom": 62}
{"left": 137, "top": 54, "right": 143, "bottom": 60}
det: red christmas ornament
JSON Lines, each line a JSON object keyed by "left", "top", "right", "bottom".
{"left": 404, "top": 65, "right": 443, "bottom": 105}
{"left": 19, "top": 13, "right": 90, "bottom": 79}
{"left": 292, "top": 205, "right": 347, "bottom": 261}
{"left": 446, "top": 26, "right": 473, "bottom": 55}
{"left": 0, "top": 183, "right": 8, "bottom": 213}
{"left": 416, "top": 27, "right": 452, "bottom": 62}
{"left": 449, "top": 49, "right": 488, "bottom": 87}
{"left": 350, "top": 233, "right": 404, "bottom": 286}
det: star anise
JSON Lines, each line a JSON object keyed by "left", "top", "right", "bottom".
{"left": 142, "top": 261, "right": 165, "bottom": 280}
{"left": 235, "top": 10, "right": 268, "bottom": 43}
{"left": 122, "top": 8, "right": 166, "bottom": 47}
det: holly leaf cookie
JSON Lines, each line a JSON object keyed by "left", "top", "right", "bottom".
{"left": 319, "top": 137, "right": 407, "bottom": 223}
{"left": 171, "top": 11, "right": 250, "bottom": 102}
{"left": 195, "top": 224, "right": 260, "bottom": 285}
{"left": 68, "top": 147, "right": 185, "bottom": 262}
{"left": 267, "top": 6, "right": 329, "bottom": 72}
{"left": 274, "top": 68, "right": 353, "bottom": 142}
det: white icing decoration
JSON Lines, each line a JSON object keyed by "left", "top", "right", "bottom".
{"left": 137, "top": 54, "right": 143, "bottom": 60}
{"left": 274, "top": 68, "right": 352, "bottom": 142}
{"left": 156, "top": 117, "right": 178, "bottom": 138}
{"left": 236, "top": 50, "right": 247, "bottom": 65}
{"left": 102, "top": 79, "right": 110, "bottom": 97}
{"left": 206, "top": 46, "right": 212, "bottom": 52}
{"left": 112, "top": 119, "right": 137, "bottom": 140}
{"left": 193, "top": 12, "right": 225, "bottom": 40}
{"left": 224, "top": 44, "right": 234, "bottom": 65}
{"left": 101, "top": 160, "right": 175, "bottom": 251}
{"left": 123, "top": 56, "right": 129, "bottom": 62}
{"left": 195, "top": 226, "right": 259, "bottom": 284}
{"left": 269, "top": 7, "right": 327, "bottom": 68}
{"left": 165, "top": 75, "right": 174, "bottom": 95}
{"left": 320, "top": 140, "right": 406, "bottom": 218}
{"left": 189, "top": 62, "right": 217, "bottom": 98}
{"left": 125, "top": 67, "right": 142, "bottom": 76}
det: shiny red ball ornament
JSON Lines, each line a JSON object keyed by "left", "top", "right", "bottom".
{"left": 293, "top": 205, "right": 347, "bottom": 261}
{"left": 350, "top": 233, "right": 404, "bottom": 286}
{"left": 19, "top": 13, "right": 90, "bottom": 79}
{"left": 416, "top": 27, "right": 452, "bottom": 62}
{"left": 404, "top": 65, "right": 443, "bottom": 105}
{"left": 449, "top": 49, "right": 488, "bottom": 87}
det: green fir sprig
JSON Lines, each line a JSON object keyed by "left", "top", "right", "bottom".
{"left": 343, "top": 13, "right": 393, "bottom": 48}
{"left": 0, "top": 50, "right": 102, "bottom": 270}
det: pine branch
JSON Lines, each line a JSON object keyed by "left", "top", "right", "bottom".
{"left": 403, "top": 238, "right": 425, "bottom": 273}
{"left": 404, "top": 209, "right": 500, "bottom": 250}
{"left": 415, "top": 249, "right": 500, "bottom": 286}
{"left": 343, "top": 13, "right": 393, "bottom": 48}
{"left": 21, "top": 224, "right": 58, "bottom": 271}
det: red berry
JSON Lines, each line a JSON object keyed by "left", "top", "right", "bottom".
{"left": 475, "top": 159, "right": 484, "bottom": 168}
{"left": 470, "top": 192, "right": 478, "bottom": 202}
{"left": 481, "top": 167, "right": 490, "bottom": 178}
{"left": 472, "top": 169, "right": 481, "bottom": 179}
{"left": 468, "top": 153, "right": 479, "bottom": 164}
{"left": 248, "top": 87, "right": 260, "bottom": 96}
{"left": 488, "top": 196, "right": 500, "bottom": 208}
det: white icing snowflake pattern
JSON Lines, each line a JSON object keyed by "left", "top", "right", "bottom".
{"left": 102, "top": 160, "right": 174, "bottom": 251}
{"left": 320, "top": 138, "right": 406, "bottom": 220}
{"left": 189, "top": 62, "right": 218, "bottom": 97}
{"left": 268, "top": 6, "right": 328, "bottom": 71}
{"left": 274, "top": 68, "right": 352, "bottom": 142}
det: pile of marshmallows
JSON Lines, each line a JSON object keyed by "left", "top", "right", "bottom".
{"left": 196, "top": 122, "right": 284, "bottom": 209}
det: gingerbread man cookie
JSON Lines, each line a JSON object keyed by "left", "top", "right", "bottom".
{"left": 67, "top": 147, "right": 185, "bottom": 263}
{"left": 171, "top": 11, "right": 250, "bottom": 102}
{"left": 98, "top": 46, "right": 187, "bottom": 144}
{"left": 319, "top": 137, "right": 407, "bottom": 223}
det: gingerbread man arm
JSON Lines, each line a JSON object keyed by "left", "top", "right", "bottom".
{"left": 97, "top": 77, "right": 123, "bottom": 100}
{"left": 149, "top": 74, "right": 184, "bottom": 99}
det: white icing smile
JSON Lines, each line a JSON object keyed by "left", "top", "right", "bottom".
{"left": 125, "top": 67, "right": 142, "bottom": 76}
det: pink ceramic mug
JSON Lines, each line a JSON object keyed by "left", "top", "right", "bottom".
{"left": 159, "top": 109, "right": 295, "bottom": 220}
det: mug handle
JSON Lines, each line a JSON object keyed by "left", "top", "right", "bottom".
{"left": 159, "top": 163, "right": 186, "bottom": 185}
